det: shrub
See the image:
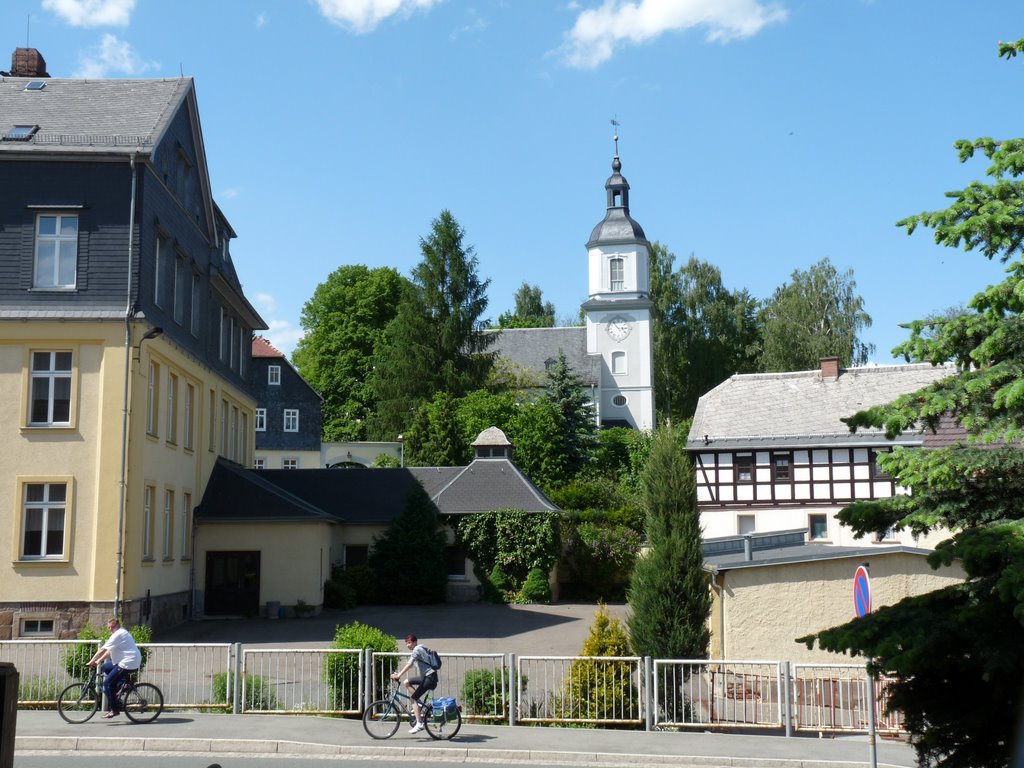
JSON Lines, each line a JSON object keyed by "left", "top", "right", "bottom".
{"left": 520, "top": 567, "right": 552, "bottom": 604}
{"left": 556, "top": 603, "right": 636, "bottom": 724}
{"left": 368, "top": 484, "right": 448, "bottom": 604}
{"left": 324, "top": 621, "right": 397, "bottom": 710}
{"left": 323, "top": 562, "right": 378, "bottom": 609}
{"left": 489, "top": 564, "right": 510, "bottom": 592}
{"left": 212, "top": 671, "right": 278, "bottom": 711}
{"left": 62, "top": 622, "right": 153, "bottom": 678}
{"left": 461, "top": 668, "right": 505, "bottom": 719}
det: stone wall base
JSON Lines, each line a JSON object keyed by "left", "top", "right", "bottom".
{"left": 0, "top": 592, "right": 191, "bottom": 639}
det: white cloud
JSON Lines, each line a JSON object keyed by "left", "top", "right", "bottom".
{"left": 562, "top": 0, "right": 787, "bottom": 69}
{"left": 253, "top": 293, "right": 277, "bottom": 315}
{"left": 450, "top": 9, "right": 487, "bottom": 41}
{"left": 264, "top": 320, "right": 305, "bottom": 358}
{"left": 42, "top": 0, "right": 135, "bottom": 27}
{"left": 252, "top": 293, "right": 304, "bottom": 357}
{"left": 314, "top": 0, "right": 442, "bottom": 34}
{"left": 256, "top": 13, "right": 268, "bottom": 28}
{"left": 73, "top": 33, "right": 157, "bottom": 78}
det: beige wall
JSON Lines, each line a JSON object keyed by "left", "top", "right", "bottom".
{"left": 196, "top": 521, "right": 333, "bottom": 610}
{"left": 1, "top": 320, "right": 258, "bottom": 634}
{"left": 709, "top": 552, "right": 965, "bottom": 662}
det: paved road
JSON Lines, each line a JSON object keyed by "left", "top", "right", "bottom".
{"left": 15, "top": 709, "right": 917, "bottom": 767}
{"left": 155, "top": 602, "right": 632, "bottom": 655}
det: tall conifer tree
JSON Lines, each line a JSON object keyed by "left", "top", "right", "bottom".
{"left": 627, "top": 425, "right": 710, "bottom": 658}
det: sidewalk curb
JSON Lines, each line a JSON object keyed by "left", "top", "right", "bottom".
{"left": 14, "top": 736, "right": 907, "bottom": 768}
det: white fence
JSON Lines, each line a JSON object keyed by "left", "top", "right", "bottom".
{"left": 0, "top": 640, "right": 904, "bottom": 736}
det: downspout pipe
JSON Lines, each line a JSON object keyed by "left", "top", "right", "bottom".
{"left": 115, "top": 152, "right": 139, "bottom": 619}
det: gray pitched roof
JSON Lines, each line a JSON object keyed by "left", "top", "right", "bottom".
{"left": 704, "top": 541, "right": 935, "bottom": 571}
{"left": 0, "top": 77, "right": 191, "bottom": 154}
{"left": 486, "top": 327, "right": 599, "bottom": 387}
{"left": 688, "top": 362, "right": 957, "bottom": 450}
{"left": 410, "top": 459, "right": 559, "bottom": 515}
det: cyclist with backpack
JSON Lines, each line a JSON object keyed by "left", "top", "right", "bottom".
{"left": 391, "top": 634, "right": 440, "bottom": 733}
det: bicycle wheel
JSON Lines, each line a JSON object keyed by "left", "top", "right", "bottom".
{"left": 123, "top": 682, "right": 164, "bottom": 723}
{"left": 57, "top": 682, "right": 100, "bottom": 724}
{"left": 362, "top": 699, "right": 402, "bottom": 740}
{"left": 424, "top": 703, "right": 462, "bottom": 740}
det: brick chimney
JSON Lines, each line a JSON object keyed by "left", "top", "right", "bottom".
{"left": 8, "top": 48, "right": 50, "bottom": 78}
{"left": 820, "top": 356, "right": 841, "bottom": 380}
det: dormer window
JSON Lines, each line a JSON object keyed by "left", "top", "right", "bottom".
{"left": 4, "top": 125, "right": 38, "bottom": 141}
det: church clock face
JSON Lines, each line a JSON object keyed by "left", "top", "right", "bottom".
{"left": 606, "top": 316, "right": 631, "bottom": 341}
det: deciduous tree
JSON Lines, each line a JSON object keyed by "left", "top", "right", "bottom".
{"left": 291, "top": 264, "right": 405, "bottom": 440}
{"left": 757, "top": 257, "right": 873, "bottom": 372}
{"left": 497, "top": 282, "right": 556, "bottom": 328}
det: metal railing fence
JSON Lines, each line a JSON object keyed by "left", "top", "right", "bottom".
{"left": 792, "top": 664, "right": 904, "bottom": 735}
{"left": 516, "top": 655, "right": 644, "bottom": 727}
{"left": 3, "top": 639, "right": 906, "bottom": 736}
{"left": 652, "top": 660, "right": 782, "bottom": 730}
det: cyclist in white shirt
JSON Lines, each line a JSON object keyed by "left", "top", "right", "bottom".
{"left": 86, "top": 617, "right": 141, "bottom": 719}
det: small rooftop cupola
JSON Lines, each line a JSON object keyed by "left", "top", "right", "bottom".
{"left": 5, "top": 48, "right": 50, "bottom": 78}
{"left": 472, "top": 426, "right": 513, "bottom": 461}
{"left": 587, "top": 133, "right": 647, "bottom": 248}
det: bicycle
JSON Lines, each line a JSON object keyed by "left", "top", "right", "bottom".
{"left": 362, "top": 682, "right": 462, "bottom": 741}
{"left": 57, "top": 666, "right": 164, "bottom": 724}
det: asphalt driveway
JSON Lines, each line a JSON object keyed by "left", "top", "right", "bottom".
{"left": 155, "top": 602, "right": 629, "bottom": 655}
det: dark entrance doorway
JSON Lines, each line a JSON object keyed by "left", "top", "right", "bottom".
{"left": 205, "top": 551, "right": 260, "bottom": 616}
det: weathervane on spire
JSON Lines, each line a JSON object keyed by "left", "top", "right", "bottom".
{"left": 610, "top": 117, "right": 620, "bottom": 156}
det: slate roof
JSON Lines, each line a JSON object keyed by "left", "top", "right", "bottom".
{"left": 410, "top": 460, "right": 560, "bottom": 514}
{"left": 197, "top": 455, "right": 560, "bottom": 525}
{"left": 688, "top": 362, "right": 957, "bottom": 450}
{"left": 486, "top": 327, "right": 599, "bottom": 387}
{"left": 0, "top": 77, "right": 191, "bottom": 154}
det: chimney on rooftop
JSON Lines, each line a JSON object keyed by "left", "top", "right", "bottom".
{"left": 8, "top": 48, "right": 49, "bottom": 78}
{"left": 820, "top": 356, "right": 841, "bottom": 380}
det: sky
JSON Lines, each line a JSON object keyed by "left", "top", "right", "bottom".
{"left": 2, "top": 0, "right": 1020, "bottom": 363}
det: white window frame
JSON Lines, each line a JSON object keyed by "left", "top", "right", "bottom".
{"left": 29, "top": 350, "right": 72, "bottom": 426}
{"left": 183, "top": 383, "right": 195, "bottom": 450}
{"left": 147, "top": 361, "right": 160, "bottom": 436}
{"left": 609, "top": 257, "right": 624, "bottom": 292}
{"left": 154, "top": 235, "right": 167, "bottom": 307}
{"left": 162, "top": 489, "right": 174, "bottom": 560}
{"left": 283, "top": 408, "right": 299, "bottom": 433}
{"left": 21, "top": 482, "right": 68, "bottom": 560}
{"left": 34, "top": 213, "right": 78, "bottom": 289}
{"left": 282, "top": 457, "right": 299, "bottom": 470}
{"left": 268, "top": 365, "right": 281, "bottom": 386}
{"left": 166, "top": 372, "right": 178, "bottom": 444}
{"left": 809, "top": 513, "right": 829, "bottom": 541}
{"left": 143, "top": 485, "right": 154, "bottom": 560}
{"left": 173, "top": 254, "right": 187, "bottom": 326}
{"left": 20, "top": 619, "right": 55, "bottom": 638}
{"left": 254, "top": 458, "right": 266, "bottom": 469}
{"left": 180, "top": 491, "right": 192, "bottom": 561}
{"left": 255, "top": 408, "right": 267, "bottom": 432}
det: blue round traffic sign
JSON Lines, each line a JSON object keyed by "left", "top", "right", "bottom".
{"left": 854, "top": 565, "right": 871, "bottom": 618}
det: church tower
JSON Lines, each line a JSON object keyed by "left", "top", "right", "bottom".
{"left": 583, "top": 139, "right": 655, "bottom": 430}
